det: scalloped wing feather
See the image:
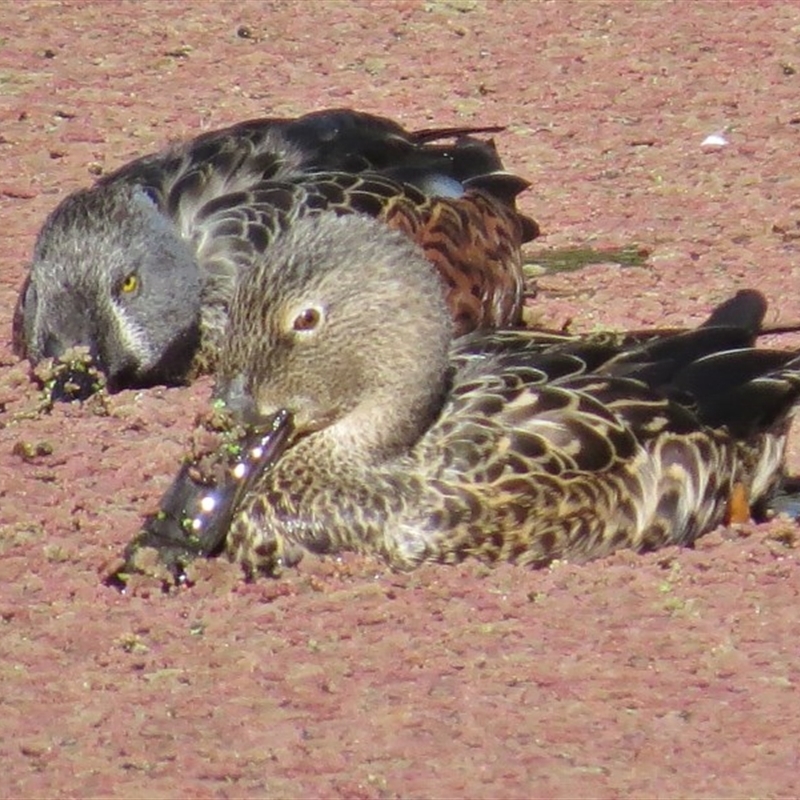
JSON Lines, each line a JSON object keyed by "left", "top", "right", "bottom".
{"left": 399, "top": 321, "right": 800, "bottom": 567}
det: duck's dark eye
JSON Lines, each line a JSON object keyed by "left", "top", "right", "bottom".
{"left": 292, "top": 307, "right": 321, "bottom": 332}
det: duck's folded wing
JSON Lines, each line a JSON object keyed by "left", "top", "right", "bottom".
{"left": 426, "top": 292, "right": 800, "bottom": 484}
{"left": 97, "top": 108, "right": 529, "bottom": 226}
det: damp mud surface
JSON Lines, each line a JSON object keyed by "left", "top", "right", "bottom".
{"left": 2, "top": 3, "right": 800, "bottom": 798}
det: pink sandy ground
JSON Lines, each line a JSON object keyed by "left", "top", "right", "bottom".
{"left": 1, "top": 2, "right": 800, "bottom": 797}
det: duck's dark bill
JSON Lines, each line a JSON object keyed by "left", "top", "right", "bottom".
{"left": 33, "top": 348, "right": 107, "bottom": 403}
{"left": 107, "top": 408, "right": 293, "bottom": 588}
{"left": 51, "top": 366, "right": 103, "bottom": 402}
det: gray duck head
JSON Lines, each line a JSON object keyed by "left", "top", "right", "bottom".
{"left": 217, "top": 212, "right": 453, "bottom": 459}
{"left": 16, "top": 183, "right": 202, "bottom": 392}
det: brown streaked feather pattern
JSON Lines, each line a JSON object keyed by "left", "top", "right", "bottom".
{"left": 134, "top": 213, "right": 800, "bottom": 581}
{"left": 382, "top": 188, "right": 529, "bottom": 334}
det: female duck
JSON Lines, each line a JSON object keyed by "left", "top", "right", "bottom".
{"left": 203, "top": 212, "right": 800, "bottom": 578}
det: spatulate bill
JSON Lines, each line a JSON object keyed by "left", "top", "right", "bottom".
{"left": 109, "top": 408, "right": 293, "bottom": 587}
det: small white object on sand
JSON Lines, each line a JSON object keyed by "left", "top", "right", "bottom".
{"left": 701, "top": 133, "right": 729, "bottom": 147}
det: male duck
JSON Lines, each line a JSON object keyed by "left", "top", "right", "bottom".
{"left": 13, "top": 108, "right": 537, "bottom": 395}
{"left": 117, "top": 212, "right": 800, "bottom": 582}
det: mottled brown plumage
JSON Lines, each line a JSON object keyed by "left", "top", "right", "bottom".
{"left": 116, "top": 213, "right": 800, "bottom": 583}
{"left": 14, "top": 108, "right": 537, "bottom": 395}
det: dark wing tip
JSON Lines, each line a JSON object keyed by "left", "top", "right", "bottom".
{"left": 701, "top": 289, "right": 767, "bottom": 335}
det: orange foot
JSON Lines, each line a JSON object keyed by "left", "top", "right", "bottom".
{"left": 726, "top": 482, "right": 751, "bottom": 525}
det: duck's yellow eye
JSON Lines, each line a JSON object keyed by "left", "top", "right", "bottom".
{"left": 120, "top": 274, "right": 139, "bottom": 294}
